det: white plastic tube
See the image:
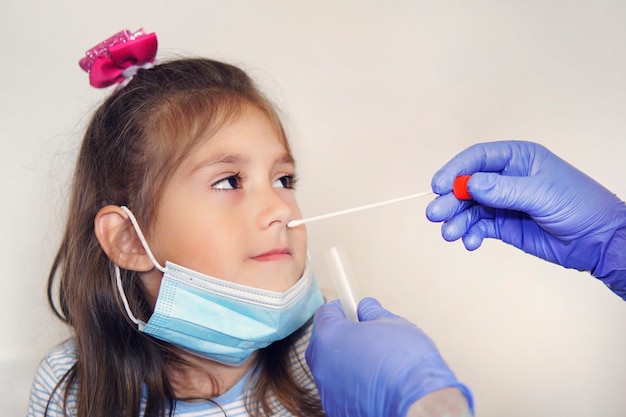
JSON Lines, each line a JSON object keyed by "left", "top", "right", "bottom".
{"left": 324, "top": 246, "right": 361, "bottom": 322}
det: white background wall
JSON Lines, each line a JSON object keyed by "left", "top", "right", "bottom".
{"left": 3, "top": 1, "right": 626, "bottom": 416}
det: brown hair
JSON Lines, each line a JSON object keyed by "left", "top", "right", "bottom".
{"left": 47, "top": 58, "right": 324, "bottom": 417}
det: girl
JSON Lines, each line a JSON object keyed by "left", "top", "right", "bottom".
{"left": 27, "top": 30, "right": 325, "bottom": 417}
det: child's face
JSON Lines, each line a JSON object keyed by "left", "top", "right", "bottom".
{"left": 143, "top": 104, "right": 306, "bottom": 295}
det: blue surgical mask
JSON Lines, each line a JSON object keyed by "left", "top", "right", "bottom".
{"left": 114, "top": 206, "right": 324, "bottom": 366}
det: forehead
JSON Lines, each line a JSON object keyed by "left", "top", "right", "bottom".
{"left": 183, "top": 104, "right": 293, "bottom": 169}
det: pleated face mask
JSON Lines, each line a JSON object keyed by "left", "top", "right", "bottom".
{"left": 114, "top": 206, "right": 324, "bottom": 366}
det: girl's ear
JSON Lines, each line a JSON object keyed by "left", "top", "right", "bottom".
{"left": 94, "top": 205, "right": 154, "bottom": 272}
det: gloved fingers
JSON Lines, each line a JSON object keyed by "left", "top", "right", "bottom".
{"left": 307, "top": 300, "right": 348, "bottom": 366}
{"left": 462, "top": 218, "right": 497, "bottom": 250}
{"left": 357, "top": 297, "right": 399, "bottom": 321}
{"left": 440, "top": 204, "right": 494, "bottom": 242}
{"left": 430, "top": 141, "right": 530, "bottom": 194}
{"left": 357, "top": 297, "right": 396, "bottom": 321}
{"left": 468, "top": 172, "right": 551, "bottom": 214}
{"left": 313, "top": 300, "right": 346, "bottom": 323}
{"left": 312, "top": 300, "right": 347, "bottom": 329}
{"left": 426, "top": 193, "right": 474, "bottom": 222}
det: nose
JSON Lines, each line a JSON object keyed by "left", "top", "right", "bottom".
{"left": 254, "top": 186, "right": 294, "bottom": 229}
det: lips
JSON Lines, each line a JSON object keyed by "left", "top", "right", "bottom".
{"left": 252, "top": 248, "right": 292, "bottom": 261}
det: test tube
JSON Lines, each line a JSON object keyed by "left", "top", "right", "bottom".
{"left": 324, "top": 246, "right": 361, "bottom": 322}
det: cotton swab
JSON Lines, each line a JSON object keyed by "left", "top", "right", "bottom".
{"left": 286, "top": 190, "right": 434, "bottom": 228}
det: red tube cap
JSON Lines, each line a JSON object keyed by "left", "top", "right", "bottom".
{"left": 453, "top": 175, "right": 472, "bottom": 200}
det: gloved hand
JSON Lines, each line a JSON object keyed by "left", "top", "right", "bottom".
{"left": 426, "top": 140, "right": 626, "bottom": 298}
{"left": 305, "top": 298, "right": 473, "bottom": 417}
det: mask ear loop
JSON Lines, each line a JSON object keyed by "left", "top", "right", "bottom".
{"left": 113, "top": 206, "right": 166, "bottom": 329}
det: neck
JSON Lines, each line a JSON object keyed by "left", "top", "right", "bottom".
{"left": 167, "top": 349, "right": 258, "bottom": 400}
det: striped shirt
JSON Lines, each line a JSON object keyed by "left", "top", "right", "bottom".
{"left": 26, "top": 325, "right": 319, "bottom": 417}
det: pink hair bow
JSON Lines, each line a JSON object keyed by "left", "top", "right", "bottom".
{"left": 79, "top": 29, "right": 158, "bottom": 88}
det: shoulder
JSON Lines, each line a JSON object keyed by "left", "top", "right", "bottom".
{"left": 42, "top": 338, "right": 78, "bottom": 373}
{"left": 27, "top": 339, "right": 78, "bottom": 417}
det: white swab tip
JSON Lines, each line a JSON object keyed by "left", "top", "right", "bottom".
{"left": 287, "top": 219, "right": 303, "bottom": 228}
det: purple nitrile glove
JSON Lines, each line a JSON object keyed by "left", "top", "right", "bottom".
{"left": 426, "top": 140, "right": 626, "bottom": 298}
{"left": 305, "top": 298, "right": 473, "bottom": 417}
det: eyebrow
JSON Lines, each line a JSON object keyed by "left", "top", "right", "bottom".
{"left": 191, "top": 152, "right": 295, "bottom": 173}
{"left": 278, "top": 154, "right": 296, "bottom": 165}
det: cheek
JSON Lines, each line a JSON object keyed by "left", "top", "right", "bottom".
{"left": 151, "top": 208, "right": 243, "bottom": 272}
{"left": 184, "top": 217, "right": 245, "bottom": 270}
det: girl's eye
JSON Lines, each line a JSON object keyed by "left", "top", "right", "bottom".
{"left": 213, "top": 174, "right": 242, "bottom": 190}
{"left": 273, "top": 175, "right": 296, "bottom": 189}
